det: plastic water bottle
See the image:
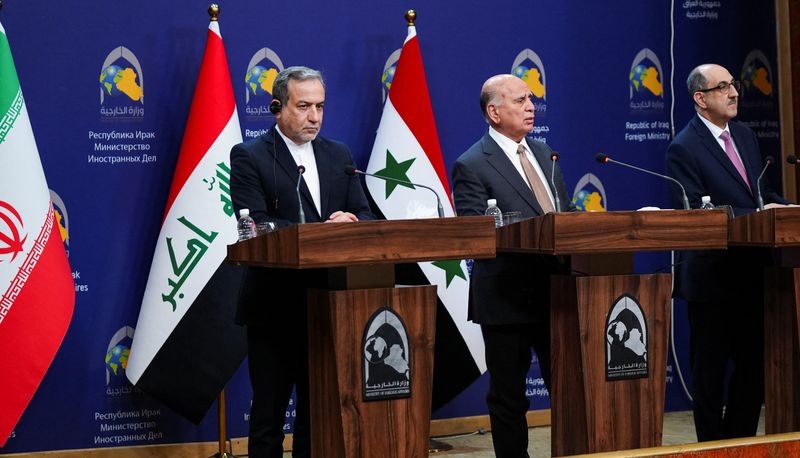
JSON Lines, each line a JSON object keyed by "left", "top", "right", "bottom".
{"left": 700, "top": 196, "right": 715, "bottom": 210}
{"left": 237, "top": 208, "right": 257, "bottom": 241}
{"left": 485, "top": 199, "right": 503, "bottom": 227}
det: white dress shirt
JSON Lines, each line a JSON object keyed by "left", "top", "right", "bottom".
{"left": 276, "top": 126, "right": 321, "bottom": 217}
{"left": 488, "top": 126, "right": 555, "bottom": 207}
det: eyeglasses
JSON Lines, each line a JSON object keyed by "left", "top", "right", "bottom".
{"left": 696, "top": 79, "right": 741, "bottom": 94}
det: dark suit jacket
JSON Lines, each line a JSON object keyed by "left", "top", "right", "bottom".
{"left": 666, "top": 114, "right": 787, "bottom": 302}
{"left": 230, "top": 126, "right": 374, "bottom": 324}
{"left": 452, "top": 131, "right": 574, "bottom": 325}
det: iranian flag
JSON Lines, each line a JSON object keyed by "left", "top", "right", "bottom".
{"left": 126, "top": 17, "right": 247, "bottom": 423}
{"left": 0, "top": 22, "right": 75, "bottom": 446}
{"left": 366, "top": 23, "right": 486, "bottom": 408}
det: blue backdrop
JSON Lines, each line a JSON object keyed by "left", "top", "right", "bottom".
{"left": 0, "top": 0, "right": 782, "bottom": 451}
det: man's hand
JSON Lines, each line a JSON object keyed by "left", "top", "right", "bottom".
{"left": 326, "top": 211, "right": 359, "bottom": 223}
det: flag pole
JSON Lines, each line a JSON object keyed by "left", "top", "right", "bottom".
{"left": 210, "top": 389, "right": 236, "bottom": 458}
{"left": 201, "top": 7, "right": 236, "bottom": 456}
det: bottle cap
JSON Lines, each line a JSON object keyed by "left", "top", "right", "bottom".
{"left": 487, "top": 199, "right": 497, "bottom": 206}
{"left": 239, "top": 208, "right": 250, "bottom": 217}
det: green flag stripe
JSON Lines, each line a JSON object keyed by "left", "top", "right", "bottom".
{"left": 0, "top": 30, "right": 23, "bottom": 144}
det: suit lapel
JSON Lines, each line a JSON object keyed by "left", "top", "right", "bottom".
{"left": 312, "top": 138, "right": 331, "bottom": 219}
{"left": 266, "top": 127, "right": 322, "bottom": 220}
{"left": 481, "top": 133, "right": 541, "bottom": 214}
{"left": 692, "top": 116, "right": 752, "bottom": 196}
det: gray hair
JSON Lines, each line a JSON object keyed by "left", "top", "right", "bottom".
{"left": 686, "top": 66, "right": 708, "bottom": 95}
{"left": 479, "top": 85, "right": 502, "bottom": 123}
{"left": 272, "top": 66, "right": 325, "bottom": 105}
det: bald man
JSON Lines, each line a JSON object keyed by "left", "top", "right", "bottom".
{"left": 452, "top": 74, "right": 574, "bottom": 457}
{"left": 666, "top": 63, "right": 790, "bottom": 441}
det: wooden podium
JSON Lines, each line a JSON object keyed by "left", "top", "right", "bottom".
{"left": 227, "top": 217, "right": 495, "bottom": 457}
{"left": 729, "top": 207, "right": 800, "bottom": 434}
{"left": 497, "top": 209, "right": 728, "bottom": 456}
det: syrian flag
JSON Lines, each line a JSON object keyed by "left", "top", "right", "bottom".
{"left": 0, "top": 22, "right": 75, "bottom": 446}
{"left": 126, "top": 18, "right": 247, "bottom": 423}
{"left": 366, "top": 24, "right": 486, "bottom": 409}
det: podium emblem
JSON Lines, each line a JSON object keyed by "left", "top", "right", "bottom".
{"left": 605, "top": 294, "right": 648, "bottom": 381}
{"left": 362, "top": 306, "right": 411, "bottom": 401}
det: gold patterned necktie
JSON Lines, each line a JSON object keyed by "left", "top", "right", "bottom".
{"left": 517, "top": 144, "right": 555, "bottom": 214}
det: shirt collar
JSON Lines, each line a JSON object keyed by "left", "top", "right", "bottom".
{"left": 275, "top": 125, "right": 312, "bottom": 149}
{"left": 488, "top": 126, "right": 528, "bottom": 155}
{"left": 697, "top": 113, "right": 730, "bottom": 139}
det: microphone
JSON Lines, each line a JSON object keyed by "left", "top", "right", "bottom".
{"left": 755, "top": 156, "right": 774, "bottom": 211}
{"left": 345, "top": 165, "right": 445, "bottom": 218}
{"left": 549, "top": 152, "right": 562, "bottom": 212}
{"left": 787, "top": 155, "right": 798, "bottom": 165}
{"left": 296, "top": 165, "right": 306, "bottom": 224}
{"left": 595, "top": 153, "right": 690, "bottom": 210}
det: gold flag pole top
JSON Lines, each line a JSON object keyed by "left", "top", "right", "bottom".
{"left": 209, "top": 3, "right": 220, "bottom": 21}
{"left": 405, "top": 9, "right": 416, "bottom": 26}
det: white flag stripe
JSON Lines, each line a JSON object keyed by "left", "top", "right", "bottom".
{"left": 0, "top": 100, "right": 50, "bottom": 291}
{"left": 366, "top": 99, "right": 452, "bottom": 218}
{"left": 366, "top": 95, "right": 486, "bottom": 373}
{"left": 419, "top": 261, "right": 486, "bottom": 371}
{"left": 127, "top": 111, "right": 241, "bottom": 383}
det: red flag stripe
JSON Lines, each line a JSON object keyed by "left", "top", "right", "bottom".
{"left": 162, "top": 27, "right": 235, "bottom": 220}
{"left": 0, "top": 208, "right": 74, "bottom": 445}
{"left": 387, "top": 34, "right": 452, "bottom": 205}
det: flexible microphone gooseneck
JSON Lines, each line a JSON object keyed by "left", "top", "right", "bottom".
{"left": 344, "top": 165, "right": 445, "bottom": 218}
{"left": 755, "top": 156, "right": 774, "bottom": 211}
{"left": 595, "top": 153, "right": 690, "bottom": 210}
{"left": 296, "top": 165, "right": 306, "bottom": 224}
{"left": 549, "top": 152, "right": 562, "bottom": 213}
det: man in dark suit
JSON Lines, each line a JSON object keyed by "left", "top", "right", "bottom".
{"left": 230, "top": 66, "right": 373, "bottom": 458}
{"left": 666, "top": 63, "right": 790, "bottom": 442}
{"left": 452, "top": 74, "right": 573, "bottom": 458}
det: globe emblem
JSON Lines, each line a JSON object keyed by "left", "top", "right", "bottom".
{"left": 512, "top": 64, "right": 545, "bottom": 98}
{"left": 365, "top": 335, "right": 389, "bottom": 363}
{"left": 572, "top": 189, "right": 606, "bottom": 212}
{"left": 741, "top": 63, "right": 772, "bottom": 96}
{"left": 629, "top": 64, "right": 663, "bottom": 97}
{"left": 381, "top": 65, "right": 396, "bottom": 93}
{"left": 245, "top": 65, "right": 279, "bottom": 97}
{"left": 99, "top": 65, "right": 125, "bottom": 97}
{"left": 105, "top": 344, "right": 130, "bottom": 377}
{"left": 99, "top": 63, "right": 143, "bottom": 102}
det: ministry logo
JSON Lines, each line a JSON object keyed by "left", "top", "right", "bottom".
{"left": 105, "top": 326, "right": 134, "bottom": 389}
{"left": 572, "top": 173, "right": 606, "bottom": 212}
{"left": 244, "top": 47, "right": 284, "bottom": 118}
{"left": 740, "top": 49, "right": 775, "bottom": 113}
{"left": 50, "top": 189, "right": 69, "bottom": 256}
{"left": 381, "top": 48, "right": 402, "bottom": 102}
{"left": 362, "top": 306, "right": 411, "bottom": 401}
{"left": 605, "top": 294, "right": 648, "bottom": 381}
{"left": 629, "top": 48, "right": 664, "bottom": 112}
{"left": 99, "top": 46, "right": 144, "bottom": 120}
{"left": 511, "top": 49, "right": 547, "bottom": 115}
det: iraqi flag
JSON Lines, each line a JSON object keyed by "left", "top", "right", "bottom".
{"left": 366, "top": 23, "right": 486, "bottom": 409}
{"left": 0, "top": 22, "right": 75, "bottom": 446}
{"left": 126, "top": 17, "right": 247, "bottom": 423}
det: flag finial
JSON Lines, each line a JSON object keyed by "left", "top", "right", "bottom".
{"left": 208, "top": 3, "right": 220, "bottom": 21}
{"left": 405, "top": 9, "right": 416, "bottom": 26}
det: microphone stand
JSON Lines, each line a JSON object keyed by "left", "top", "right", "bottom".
{"left": 296, "top": 165, "right": 306, "bottom": 224}
{"left": 597, "top": 154, "right": 690, "bottom": 210}
{"left": 347, "top": 167, "right": 445, "bottom": 218}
